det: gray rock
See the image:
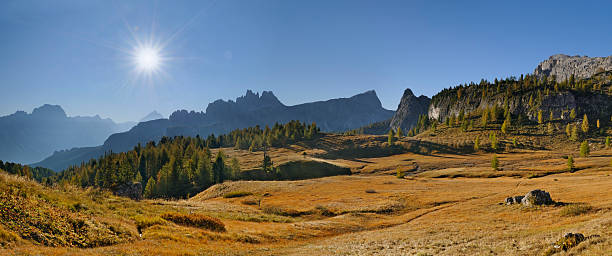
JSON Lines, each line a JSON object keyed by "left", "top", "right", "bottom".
{"left": 504, "top": 195, "right": 525, "bottom": 205}
{"left": 113, "top": 182, "right": 143, "bottom": 200}
{"left": 534, "top": 54, "right": 612, "bottom": 82}
{"left": 521, "top": 189, "right": 554, "bottom": 206}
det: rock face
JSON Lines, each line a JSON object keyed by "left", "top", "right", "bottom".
{"left": 521, "top": 189, "right": 554, "bottom": 206}
{"left": 113, "top": 182, "right": 142, "bottom": 200}
{"left": 534, "top": 54, "right": 612, "bottom": 82}
{"left": 389, "top": 89, "right": 431, "bottom": 132}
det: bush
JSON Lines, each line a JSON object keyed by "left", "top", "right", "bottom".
{"left": 396, "top": 169, "right": 404, "bottom": 179}
{"left": 560, "top": 204, "right": 593, "bottom": 217}
{"left": 160, "top": 212, "right": 226, "bottom": 232}
{"left": 134, "top": 216, "right": 167, "bottom": 231}
{"left": 261, "top": 206, "right": 303, "bottom": 217}
{"left": 223, "top": 191, "right": 253, "bottom": 198}
{"left": 241, "top": 198, "right": 259, "bottom": 205}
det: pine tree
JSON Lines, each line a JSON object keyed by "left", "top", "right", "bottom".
{"left": 262, "top": 152, "right": 273, "bottom": 173}
{"left": 537, "top": 110, "right": 543, "bottom": 124}
{"left": 547, "top": 122, "right": 554, "bottom": 135}
{"left": 565, "top": 123, "right": 571, "bottom": 137}
{"left": 582, "top": 114, "right": 589, "bottom": 133}
{"left": 580, "top": 140, "right": 590, "bottom": 157}
{"left": 570, "top": 109, "right": 577, "bottom": 119}
{"left": 396, "top": 128, "right": 403, "bottom": 138}
{"left": 501, "top": 115, "right": 510, "bottom": 134}
{"left": 387, "top": 129, "right": 395, "bottom": 145}
{"left": 491, "top": 155, "right": 499, "bottom": 171}
{"left": 143, "top": 177, "right": 156, "bottom": 198}
{"left": 606, "top": 136, "right": 611, "bottom": 148}
{"left": 481, "top": 110, "right": 489, "bottom": 128}
{"left": 490, "top": 132, "right": 498, "bottom": 150}
{"left": 567, "top": 155, "right": 574, "bottom": 171}
{"left": 212, "top": 152, "right": 225, "bottom": 184}
{"left": 570, "top": 125, "right": 579, "bottom": 141}
{"left": 474, "top": 136, "right": 480, "bottom": 151}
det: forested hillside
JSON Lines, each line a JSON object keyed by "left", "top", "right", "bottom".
{"left": 52, "top": 121, "right": 320, "bottom": 199}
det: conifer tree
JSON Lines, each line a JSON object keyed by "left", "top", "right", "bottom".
{"left": 567, "top": 155, "right": 574, "bottom": 171}
{"left": 565, "top": 124, "right": 571, "bottom": 137}
{"left": 143, "top": 177, "right": 156, "bottom": 198}
{"left": 582, "top": 114, "right": 589, "bottom": 133}
{"left": 537, "top": 110, "right": 543, "bottom": 124}
{"left": 501, "top": 115, "right": 510, "bottom": 134}
{"left": 580, "top": 140, "right": 590, "bottom": 157}
{"left": 606, "top": 136, "right": 611, "bottom": 149}
{"left": 474, "top": 136, "right": 480, "bottom": 151}
{"left": 388, "top": 129, "right": 395, "bottom": 145}
{"left": 491, "top": 155, "right": 499, "bottom": 171}
{"left": 570, "top": 125, "right": 579, "bottom": 141}
{"left": 570, "top": 109, "right": 577, "bottom": 119}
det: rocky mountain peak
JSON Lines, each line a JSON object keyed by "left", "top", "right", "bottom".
{"left": 389, "top": 89, "right": 431, "bottom": 131}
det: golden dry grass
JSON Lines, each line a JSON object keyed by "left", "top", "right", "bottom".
{"left": 2, "top": 135, "right": 612, "bottom": 255}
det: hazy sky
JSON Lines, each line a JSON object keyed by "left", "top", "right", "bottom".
{"left": 1, "top": 0, "right": 612, "bottom": 122}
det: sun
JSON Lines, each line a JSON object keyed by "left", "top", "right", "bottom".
{"left": 133, "top": 45, "right": 162, "bottom": 73}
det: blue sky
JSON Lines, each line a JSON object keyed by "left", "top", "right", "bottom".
{"left": 1, "top": 0, "right": 611, "bottom": 122}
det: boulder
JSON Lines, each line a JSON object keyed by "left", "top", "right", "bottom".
{"left": 504, "top": 195, "right": 525, "bottom": 205}
{"left": 113, "top": 182, "right": 143, "bottom": 200}
{"left": 521, "top": 189, "right": 554, "bottom": 206}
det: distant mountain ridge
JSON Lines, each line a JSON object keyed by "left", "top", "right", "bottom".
{"left": 0, "top": 104, "right": 135, "bottom": 164}
{"left": 34, "top": 90, "right": 394, "bottom": 171}
{"left": 140, "top": 111, "right": 164, "bottom": 122}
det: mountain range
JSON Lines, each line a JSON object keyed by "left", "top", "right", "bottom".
{"left": 0, "top": 104, "right": 136, "bottom": 164}
{"left": 33, "top": 90, "right": 394, "bottom": 171}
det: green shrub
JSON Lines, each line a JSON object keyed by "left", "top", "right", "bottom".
{"left": 240, "top": 198, "right": 259, "bottom": 205}
{"left": 134, "top": 216, "right": 167, "bottom": 231}
{"left": 160, "top": 212, "right": 226, "bottom": 232}
{"left": 223, "top": 191, "right": 253, "bottom": 198}
{"left": 261, "top": 206, "right": 303, "bottom": 217}
{"left": 560, "top": 204, "right": 593, "bottom": 217}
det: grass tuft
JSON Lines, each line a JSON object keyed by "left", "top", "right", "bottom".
{"left": 160, "top": 212, "right": 226, "bottom": 232}
{"left": 223, "top": 191, "right": 254, "bottom": 198}
{"left": 560, "top": 204, "right": 594, "bottom": 217}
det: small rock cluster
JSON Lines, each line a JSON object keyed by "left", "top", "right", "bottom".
{"left": 504, "top": 189, "right": 554, "bottom": 206}
{"left": 113, "top": 182, "right": 143, "bottom": 200}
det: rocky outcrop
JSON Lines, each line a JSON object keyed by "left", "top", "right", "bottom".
{"left": 504, "top": 196, "right": 524, "bottom": 205}
{"left": 503, "top": 189, "right": 554, "bottom": 206}
{"left": 389, "top": 89, "right": 430, "bottom": 132}
{"left": 113, "top": 182, "right": 142, "bottom": 200}
{"left": 534, "top": 54, "right": 612, "bottom": 82}
{"left": 522, "top": 189, "right": 554, "bottom": 206}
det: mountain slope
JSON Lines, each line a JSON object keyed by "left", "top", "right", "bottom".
{"left": 0, "top": 104, "right": 135, "bottom": 164}
{"left": 34, "top": 90, "right": 393, "bottom": 171}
